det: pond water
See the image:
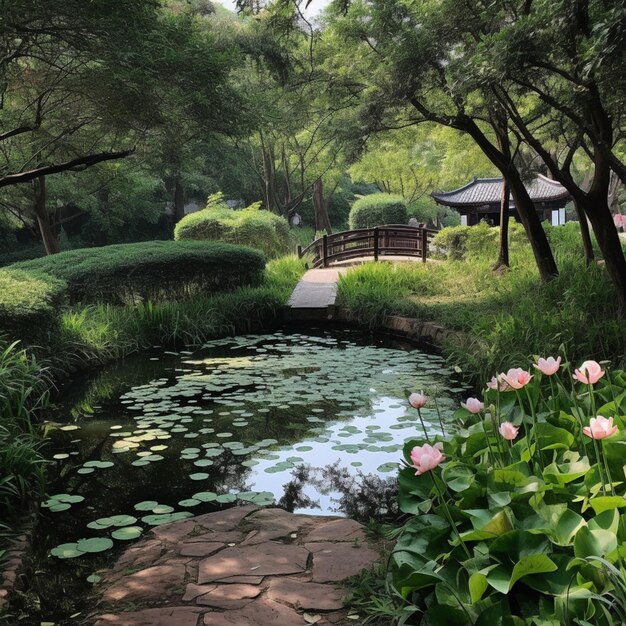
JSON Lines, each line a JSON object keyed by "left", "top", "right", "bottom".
{"left": 16, "top": 329, "right": 470, "bottom": 623}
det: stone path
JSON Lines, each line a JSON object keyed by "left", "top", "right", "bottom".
{"left": 285, "top": 269, "right": 345, "bottom": 321}
{"left": 93, "top": 506, "right": 380, "bottom": 626}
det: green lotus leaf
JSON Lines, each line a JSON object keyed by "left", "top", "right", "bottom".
{"left": 134, "top": 500, "right": 159, "bottom": 511}
{"left": 51, "top": 543, "right": 83, "bottom": 559}
{"left": 141, "top": 512, "right": 193, "bottom": 526}
{"left": 76, "top": 537, "right": 114, "bottom": 553}
{"left": 111, "top": 526, "right": 143, "bottom": 540}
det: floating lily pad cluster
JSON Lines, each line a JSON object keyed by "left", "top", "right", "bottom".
{"left": 49, "top": 331, "right": 467, "bottom": 559}
{"left": 42, "top": 493, "right": 84, "bottom": 513}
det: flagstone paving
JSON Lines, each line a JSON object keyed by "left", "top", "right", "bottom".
{"left": 93, "top": 506, "right": 381, "bottom": 626}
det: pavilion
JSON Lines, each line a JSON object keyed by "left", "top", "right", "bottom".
{"left": 431, "top": 175, "right": 571, "bottom": 226}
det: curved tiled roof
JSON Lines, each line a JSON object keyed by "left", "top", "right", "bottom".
{"left": 431, "top": 175, "right": 570, "bottom": 208}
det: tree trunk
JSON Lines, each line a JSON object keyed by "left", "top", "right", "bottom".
{"left": 573, "top": 198, "right": 595, "bottom": 265}
{"left": 494, "top": 178, "right": 510, "bottom": 269}
{"left": 503, "top": 168, "right": 558, "bottom": 280}
{"left": 312, "top": 178, "right": 333, "bottom": 234}
{"left": 32, "top": 175, "right": 60, "bottom": 255}
{"left": 460, "top": 116, "right": 559, "bottom": 282}
{"left": 174, "top": 175, "right": 185, "bottom": 222}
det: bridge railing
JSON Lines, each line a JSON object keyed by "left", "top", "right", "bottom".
{"left": 297, "top": 224, "right": 439, "bottom": 268}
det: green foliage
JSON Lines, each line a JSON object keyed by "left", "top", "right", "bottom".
{"left": 338, "top": 223, "right": 625, "bottom": 383}
{"left": 432, "top": 222, "right": 528, "bottom": 260}
{"left": 349, "top": 193, "right": 408, "bottom": 229}
{"left": 0, "top": 341, "right": 48, "bottom": 523}
{"left": 391, "top": 365, "right": 626, "bottom": 624}
{"left": 174, "top": 200, "right": 292, "bottom": 258}
{"left": 13, "top": 240, "right": 265, "bottom": 305}
{"left": 407, "top": 197, "right": 461, "bottom": 228}
{"left": 54, "top": 255, "right": 305, "bottom": 362}
{"left": 0, "top": 269, "right": 66, "bottom": 344}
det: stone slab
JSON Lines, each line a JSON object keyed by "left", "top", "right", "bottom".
{"left": 202, "top": 597, "right": 304, "bottom": 626}
{"left": 103, "top": 562, "right": 188, "bottom": 603}
{"left": 304, "top": 519, "right": 365, "bottom": 543}
{"left": 180, "top": 542, "right": 225, "bottom": 557}
{"left": 198, "top": 543, "right": 309, "bottom": 583}
{"left": 95, "top": 606, "right": 204, "bottom": 626}
{"left": 306, "top": 542, "right": 379, "bottom": 583}
{"left": 195, "top": 583, "right": 261, "bottom": 609}
{"left": 267, "top": 578, "right": 344, "bottom": 611}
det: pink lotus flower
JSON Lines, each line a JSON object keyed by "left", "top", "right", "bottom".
{"left": 534, "top": 356, "right": 561, "bottom": 376}
{"left": 499, "top": 421, "right": 519, "bottom": 441}
{"left": 487, "top": 375, "right": 511, "bottom": 392}
{"left": 501, "top": 368, "right": 533, "bottom": 390}
{"left": 462, "top": 397, "right": 484, "bottom": 414}
{"left": 573, "top": 360, "right": 605, "bottom": 385}
{"left": 410, "top": 443, "right": 444, "bottom": 476}
{"left": 583, "top": 415, "right": 618, "bottom": 440}
{"left": 614, "top": 213, "right": 626, "bottom": 229}
{"left": 409, "top": 392, "right": 428, "bottom": 409}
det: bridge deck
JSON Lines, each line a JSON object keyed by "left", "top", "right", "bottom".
{"left": 285, "top": 268, "right": 345, "bottom": 321}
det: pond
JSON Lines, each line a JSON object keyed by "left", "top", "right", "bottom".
{"left": 17, "top": 328, "right": 470, "bottom": 623}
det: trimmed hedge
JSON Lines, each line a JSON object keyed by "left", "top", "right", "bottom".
{"left": 348, "top": 193, "right": 408, "bottom": 229}
{"left": 175, "top": 202, "right": 292, "bottom": 259}
{"left": 12, "top": 240, "right": 265, "bottom": 305}
{"left": 0, "top": 269, "right": 66, "bottom": 343}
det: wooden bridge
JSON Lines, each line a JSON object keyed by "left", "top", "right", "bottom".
{"left": 287, "top": 224, "right": 438, "bottom": 321}
{"left": 296, "top": 224, "right": 438, "bottom": 268}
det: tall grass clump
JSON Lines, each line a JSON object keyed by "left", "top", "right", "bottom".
{"left": 0, "top": 340, "right": 48, "bottom": 522}
{"left": 338, "top": 222, "right": 625, "bottom": 383}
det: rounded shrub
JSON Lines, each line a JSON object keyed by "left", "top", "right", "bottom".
{"left": 348, "top": 193, "right": 408, "bottom": 229}
{"left": 175, "top": 200, "right": 292, "bottom": 259}
{"left": 12, "top": 240, "right": 265, "bottom": 305}
{"left": 0, "top": 268, "right": 66, "bottom": 343}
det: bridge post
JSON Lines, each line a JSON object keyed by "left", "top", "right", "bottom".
{"left": 296, "top": 244, "right": 302, "bottom": 258}
{"left": 322, "top": 234, "right": 328, "bottom": 267}
{"left": 421, "top": 228, "right": 428, "bottom": 262}
{"left": 374, "top": 227, "right": 379, "bottom": 262}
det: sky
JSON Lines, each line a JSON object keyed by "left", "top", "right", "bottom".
{"left": 215, "top": 0, "right": 333, "bottom": 17}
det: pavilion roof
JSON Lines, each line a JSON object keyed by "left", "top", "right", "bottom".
{"left": 431, "top": 175, "right": 570, "bottom": 208}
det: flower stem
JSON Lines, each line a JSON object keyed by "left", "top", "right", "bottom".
{"left": 524, "top": 385, "right": 544, "bottom": 471}
{"left": 429, "top": 472, "right": 471, "bottom": 559}
{"left": 432, "top": 396, "right": 446, "bottom": 437}
{"left": 587, "top": 382, "right": 608, "bottom": 496}
{"left": 416, "top": 408, "right": 432, "bottom": 444}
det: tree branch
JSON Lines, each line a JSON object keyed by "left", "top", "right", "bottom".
{"left": 0, "top": 149, "right": 133, "bottom": 188}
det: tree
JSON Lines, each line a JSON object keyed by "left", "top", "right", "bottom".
{"left": 226, "top": 2, "right": 361, "bottom": 231}
{"left": 321, "top": 0, "right": 559, "bottom": 281}
{"left": 471, "top": 0, "right": 626, "bottom": 309}
{"left": 0, "top": 0, "right": 244, "bottom": 250}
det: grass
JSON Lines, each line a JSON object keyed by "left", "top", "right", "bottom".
{"left": 337, "top": 223, "right": 626, "bottom": 384}
{"left": 0, "top": 341, "right": 49, "bottom": 522}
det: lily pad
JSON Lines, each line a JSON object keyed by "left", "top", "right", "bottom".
{"left": 51, "top": 543, "right": 83, "bottom": 559}
{"left": 111, "top": 526, "right": 143, "bottom": 541}
{"left": 141, "top": 511, "right": 193, "bottom": 526}
{"left": 76, "top": 537, "right": 114, "bottom": 553}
